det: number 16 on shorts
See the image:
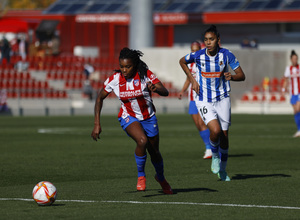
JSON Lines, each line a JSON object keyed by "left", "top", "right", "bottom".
{"left": 196, "top": 102, "right": 217, "bottom": 126}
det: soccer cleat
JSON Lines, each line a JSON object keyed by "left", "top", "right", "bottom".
{"left": 155, "top": 175, "right": 173, "bottom": 194}
{"left": 211, "top": 156, "right": 220, "bottom": 174}
{"left": 136, "top": 176, "right": 146, "bottom": 191}
{"left": 218, "top": 171, "right": 231, "bottom": 181}
{"left": 203, "top": 149, "right": 212, "bottom": 159}
{"left": 293, "top": 130, "right": 300, "bottom": 138}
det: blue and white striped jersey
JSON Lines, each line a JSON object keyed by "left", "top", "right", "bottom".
{"left": 185, "top": 47, "right": 240, "bottom": 102}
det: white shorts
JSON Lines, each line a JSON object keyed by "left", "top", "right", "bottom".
{"left": 195, "top": 97, "right": 231, "bottom": 130}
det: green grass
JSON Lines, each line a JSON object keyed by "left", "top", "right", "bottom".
{"left": 0, "top": 114, "right": 300, "bottom": 219}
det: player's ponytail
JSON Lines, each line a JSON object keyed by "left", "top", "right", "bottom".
{"left": 204, "top": 25, "right": 220, "bottom": 39}
{"left": 118, "top": 47, "right": 148, "bottom": 79}
{"left": 291, "top": 50, "right": 298, "bottom": 58}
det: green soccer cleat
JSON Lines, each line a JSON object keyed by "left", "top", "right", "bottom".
{"left": 218, "top": 171, "right": 231, "bottom": 181}
{"left": 211, "top": 156, "right": 220, "bottom": 174}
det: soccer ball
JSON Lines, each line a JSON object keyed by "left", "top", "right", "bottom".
{"left": 32, "top": 181, "right": 57, "bottom": 206}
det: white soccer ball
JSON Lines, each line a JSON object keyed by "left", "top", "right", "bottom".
{"left": 32, "top": 181, "right": 57, "bottom": 206}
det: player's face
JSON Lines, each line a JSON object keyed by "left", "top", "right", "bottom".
{"left": 191, "top": 44, "right": 200, "bottom": 53}
{"left": 204, "top": 32, "right": 219, "bottom": 55}
{"left": 291, "top": 55, "right": 298, "bottom": 66}
{"left": 119, "top": 58, "right": 136, "bottom": 79}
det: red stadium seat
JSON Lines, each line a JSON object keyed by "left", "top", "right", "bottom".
{"left": 279, "top": 95, "right": 286, "bottom": 102}
{"left": 252, "top": 95, "right": 259, "bottom": 102}
{"left": 241, "top": 94, "right": 249, "bottom": 101}
{"left": 252, "top": 85, "right": 260, "bottom": 92}
{"left": 270, "top": 95, "right": 277, "bottom": 102}
{"left": 270, "top": 77, "right": 279, "bottom": 87}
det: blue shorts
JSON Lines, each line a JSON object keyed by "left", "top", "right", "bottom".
{"left": 118, "top": 115, "right": 159, "bottom": 137}
{"left": 290, "top": 94, "right": 300, "bottom": 105}
{"left": 188, "top": 101, "right": 199, "bottom": 115}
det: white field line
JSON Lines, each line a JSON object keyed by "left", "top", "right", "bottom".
{"left": 1, "top": 198, "right": 300, "bottom": 210}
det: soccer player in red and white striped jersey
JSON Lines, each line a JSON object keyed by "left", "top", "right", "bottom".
{"left": 282, "top": 50, "right": 300, "bottom": 137}
{"left": 91, "top": 48, "right": 173, "bottom": 194}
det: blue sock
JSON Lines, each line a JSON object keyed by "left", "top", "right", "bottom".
{"left": 294, "top": 112, "right": 300, "bottom": 131}
{"left": 134, "top": 154, "right": 147, "bottom": 177}
{"left": 219, "top": 148, "right": 228, "bottom": 172}
{"left": 151, "top": 160, "right": 165, "bottom": 182}
{"left": 199, "top": 129, "right": 211, "bottom": 150}
{"left": 209, "top": 138, "right": 220, "bottom": 158}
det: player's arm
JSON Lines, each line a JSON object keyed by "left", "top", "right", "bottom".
{"left": 147, "top": 81, "right": 169, "bottom": 96}
{"left": 179, "top": 56, "right": 199, "bottom": 94}
{"left": 178, "top": 76, "right": 190, "bottom": 100}
{"left": 224, "top": 66, "right": 246, "bottom": 82}
{"left": 281, "top": 77, "right": 288, "bottom": 94}
{"left": 91, "top": 88, "right": 109, "bottom": 141}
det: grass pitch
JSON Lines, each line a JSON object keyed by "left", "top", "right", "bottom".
{"left": 0, "top": 114, "right": 300, "bottom": 219}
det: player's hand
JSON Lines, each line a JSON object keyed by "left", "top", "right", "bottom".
{"left": 91, "top": 124, "right": 101, "bottom": 141}
{"left": 178, "top": 92, "right": 183, "bottom": 100}
{"left": 191, "top": 80, "right": 199, "bottom": 94}
{"left": 224, "top": 72, "right": 232, "bottom": 81}
{"left": 147, "top": 82, "right": 157, "bottom": 92}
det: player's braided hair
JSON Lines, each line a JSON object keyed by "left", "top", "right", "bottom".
{"left": 118, "top": 47, "right": 149, "bottom": 79}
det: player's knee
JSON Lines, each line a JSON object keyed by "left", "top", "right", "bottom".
{"left": 210, "top": 127, "right": 222, "bottom": 137}
{"left": 136, "top": 135, "right": 148, "bottom": 147}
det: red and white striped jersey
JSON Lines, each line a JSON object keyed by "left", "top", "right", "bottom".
{"left": 284, "top": 65, "right": 300, "bottom": 95}
{"left": 104, "top": 70, "right": 160, "bottom": 120}
{"left": 187, "top": 62, "right": 198, "bottom": 102}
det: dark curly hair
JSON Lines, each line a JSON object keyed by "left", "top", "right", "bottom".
{"left": 117, "top": 47, "right": 149, "bottom": 79}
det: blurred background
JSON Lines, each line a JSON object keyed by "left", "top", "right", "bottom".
{"left": 0, "top": 0, "right": 299, "bottom": 116}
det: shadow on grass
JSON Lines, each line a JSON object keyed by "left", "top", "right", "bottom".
{"left": 37, "top": 204, "right": 66, "bottom": 207}
{"left": 231, "top": 173, "right": 291, "bottom": 180}
{"left": 126, "top": 187, "right": 217, "bottom": 198}
{"left": 229, "top": 154, "right": 254, "bottom": 158}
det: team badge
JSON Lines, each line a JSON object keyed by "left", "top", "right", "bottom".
{"left": 125, "top": 117, "right": 130, "bottom": 123}
{"left": 134, "top": 79, "right": 139, "bottom": 87}
{"left": 219, "top": 61, "right": 223, "bottom": 66}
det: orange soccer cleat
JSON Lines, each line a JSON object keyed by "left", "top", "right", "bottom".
{"left": 155, "top": 175, "right": 173, "bottom": 194}
{"left": 136, "top": 176, "right": 146, "bottom": 191}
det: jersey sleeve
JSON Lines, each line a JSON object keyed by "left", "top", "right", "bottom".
{"left": 284, "top": 66, "right": 290, "bottom": 77}
{"left": 227, "top": 51, "right": 240, "bottom": 71}
{"left": 184, "top": 52, "right": 196, "bottom": 64}
{"left": 103, "top": 74, "right": 116, "bottom": 93}
{"left": 146, "top": 70, "right": 160, "bottom": 84}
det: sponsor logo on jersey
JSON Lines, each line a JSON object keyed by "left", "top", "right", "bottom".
{"left": 201, "top": 71, "right": 224, "bottom": 78}
{"left": 119, "top": 90, "right": 143, "bottom": 98}
{"left": 149, "top": 74, "right": 156, "bottom": 80}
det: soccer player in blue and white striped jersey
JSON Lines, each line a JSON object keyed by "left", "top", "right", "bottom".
{"left": 179, "top": 25, "right": 246, "bottom": 181}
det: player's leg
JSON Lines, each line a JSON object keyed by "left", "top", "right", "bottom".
{"left": 216, "top": 97, "right": 231, "bottom": 181}
{"left": 141, "top": 116, "right": 173, "bottom": 194}
{"left": 196, "top": 101, "right": 221, "bottom": 173}
{"left": 121, "top": 117, "right": 148, "bottom": 191}
{"left": 292, "top": 98, "right": 300, "bottom": 137}
{"left": 191, "top": 112, "right": 212, "bottom": 159}
{"left": 206, "top": 119, "right": 222, "bottom": 174}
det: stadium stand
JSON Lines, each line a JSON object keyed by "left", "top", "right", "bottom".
{"left": 239, "top": 77, "right": 287, "bottom": 103}
{"left": 43, "top": 0, "right": 300, "bottom": 14}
